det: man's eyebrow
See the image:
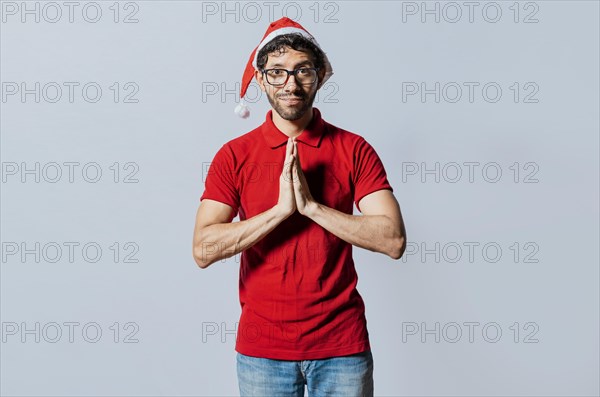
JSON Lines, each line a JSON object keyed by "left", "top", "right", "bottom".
{"left": 267, "top": 61, "right": 315, "bottom": 69}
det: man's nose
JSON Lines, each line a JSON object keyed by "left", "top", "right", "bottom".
{"left": 283, "top": 73, "right": 299, "bottom": 91}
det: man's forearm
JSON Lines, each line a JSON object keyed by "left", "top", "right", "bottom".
{"left": 305, "top": 203, "right": 405, "bottom": 259}
{"left": 194, "top": 206, "right": 287, "bottom": 268}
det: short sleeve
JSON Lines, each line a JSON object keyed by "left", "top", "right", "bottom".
{"left": 200, "top": 144, "right": 240, "bottom": 217}
{"left": 353, "top": 137, "right": 393, "bottom": 213}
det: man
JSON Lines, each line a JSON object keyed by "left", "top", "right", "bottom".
{"left": 193, "top": 17, "right": 406, "bottom": 397}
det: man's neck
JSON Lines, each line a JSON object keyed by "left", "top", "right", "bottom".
{"left": 272, "top": 108, "right": 314, "bottom": 138}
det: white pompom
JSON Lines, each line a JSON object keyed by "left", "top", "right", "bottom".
{"left": 234, "top": 101, "right": 250, "bottom": 118}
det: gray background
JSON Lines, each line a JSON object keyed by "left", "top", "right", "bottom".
{"left": 1, "top": 1, "right": 598, "bottom": 396}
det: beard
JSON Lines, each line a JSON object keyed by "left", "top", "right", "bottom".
{"left": 266, "top": 88, "right": 317, "bottom": 121}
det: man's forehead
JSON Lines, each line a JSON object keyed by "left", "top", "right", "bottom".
{"left": 264, "top": 47, "right": 315, "bottom": 66}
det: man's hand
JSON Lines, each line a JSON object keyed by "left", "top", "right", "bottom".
{"left": 291, "top": 139, "right": 318, "bottom": 216}
{"left": 275, "top": 137, "right": 297, "bottom": 219}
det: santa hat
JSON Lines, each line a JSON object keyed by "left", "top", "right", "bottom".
{"left": 234, "top": 17, "right": 334, "bottom": 118}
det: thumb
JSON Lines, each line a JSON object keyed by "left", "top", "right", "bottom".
{"left": 291, "top": 156, "right": 300, "bottom": 183}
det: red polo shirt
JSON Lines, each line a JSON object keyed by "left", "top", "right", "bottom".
{"left": 200, "top": 108, "right": 393, "bottom": 360}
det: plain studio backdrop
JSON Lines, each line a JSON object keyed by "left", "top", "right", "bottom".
{"left": 1, "top": 1, "right": 598, "bottom": 396}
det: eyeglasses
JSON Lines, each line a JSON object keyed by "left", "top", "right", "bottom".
{"left": 261, "top": 67, "right": 320, "bottom": 87}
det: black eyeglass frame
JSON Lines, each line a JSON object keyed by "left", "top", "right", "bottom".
{"left": 260, "top": 67, "right": 320, "bottom": 87}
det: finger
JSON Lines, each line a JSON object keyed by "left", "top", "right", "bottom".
{"left": 293, "top": 141, "right": 300, "bottom": 167}
{"left": 283, "top": 138, "right": 294, "bottom": 178}
{"left": 285, "top": 137, "right": 293, "bottom": 162}
{"left": 288, "top": 152, "right": 297, "bottom": 182}
{"left": 292, "top": 157, "right": 299, "bottom": 183}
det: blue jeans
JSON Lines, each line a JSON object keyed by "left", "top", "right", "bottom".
{"left": 236, "top": 350, "right": 374, "bottom": 397}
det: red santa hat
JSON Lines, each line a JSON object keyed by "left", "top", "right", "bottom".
{"left": 234, "top": 17, "right": 334, "bottom": 118}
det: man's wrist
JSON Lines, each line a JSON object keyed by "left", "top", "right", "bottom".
{"left": 272, "top": 204, "right": 292, "bottom": 222}
{"left": 303, "top": 201, "right": 321, "bottom": 219}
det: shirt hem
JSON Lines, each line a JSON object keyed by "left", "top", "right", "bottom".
{"left": 355, "top": 186, "right": 393, "bottom": 212}
{"left": 235, "top": 340, "right": 371, "bottom": 361}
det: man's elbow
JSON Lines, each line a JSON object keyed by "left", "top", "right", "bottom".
{"left": 389, "top": 236, "right": 406, "bottom": 260}
{"left": 192, "top": 237, "right": 213, "bottom": 269}
{"left": 193, "top": 255, "right": 211, "bottom": 269}
{"left": 193, "top": 247, "right": 211, "bottom": 269}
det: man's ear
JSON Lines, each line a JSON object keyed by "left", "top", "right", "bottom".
{"left": 316, "top": 68, "right": 327, "bottom": 90}
{"left": 254, "top": 69, "right": 266, "bottom": 92}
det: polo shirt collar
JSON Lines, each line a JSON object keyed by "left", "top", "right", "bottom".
{"left": 261, "top": 107, "right": 326, "bottom": 149}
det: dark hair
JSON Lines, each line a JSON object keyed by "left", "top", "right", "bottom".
{"left": 256, "top": 33, "right": 325, "bottom": 72}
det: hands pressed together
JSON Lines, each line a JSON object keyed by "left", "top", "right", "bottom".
{"left": 276, "top": 137, "right": 318, "bottom": 219}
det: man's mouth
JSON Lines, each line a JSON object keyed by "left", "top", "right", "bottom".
{"left": 279, "top": 96, "right": 304, "bottom": 105}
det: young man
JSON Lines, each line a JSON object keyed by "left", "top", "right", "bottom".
{"left": 193, "top": 17, "right": 406, "bottom": 397}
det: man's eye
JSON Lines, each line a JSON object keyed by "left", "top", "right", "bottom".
{"left": 269, "top": 70, "right": 284, "bottom": 76}
{"left": 297, "top": 68, "right": 309, "bottom": 75}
